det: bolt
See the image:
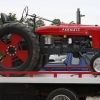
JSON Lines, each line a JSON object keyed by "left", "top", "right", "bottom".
{"left": 6, "top": 50, "right": 8, "bottom": 51}
{"left": 15, "top": 48, "right": 17, "bottom": 50}
{"left": 7, "top": 52, "right": 9, "bottom": 54}
{"left": 85, "top": 31, "right": 88, "bottom": 35}
{"left": 7, "top": 47, "right": 9, "bottom": 48}
{"left": 10, "top": 54, "right": 12, "bottom": 56}
{"left": 12, "top": 54, "right": 14, "bottom": 56}
{"left": 10, "top": 45, "right": 12, "bottom": 47}
{"left": 15, "top": 52, "right": 16, "bottom": 53}
{"left": 13, "top": 46, "right": 15, "bottom": 48}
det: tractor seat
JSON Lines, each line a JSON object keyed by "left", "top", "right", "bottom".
{"left": 1, "top": 13, "right": 10, "bottom": 24}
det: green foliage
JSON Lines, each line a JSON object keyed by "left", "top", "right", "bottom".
{"left": 24, "top": 18, "right": 33, "bottom": 27}
{"left": 36, "top": 19, "right": 45, "bottom": 28}
{"left": 23, "top": 18, "right": 45, "bottom": 28}
{"left": 8, "top": 13, "right": 17, "bottom": 21}
{"left": 51, "top": 19, "right": 61, "bottom": 25}
{"left": 0, "top": 13, "right": 18, "bottom": 25}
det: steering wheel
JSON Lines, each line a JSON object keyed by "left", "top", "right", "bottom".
{"left": 21, "top": 6, "right": 29, "bottom": 21}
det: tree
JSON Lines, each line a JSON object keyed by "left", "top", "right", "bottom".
{"left": 24, "top": 18, "right": 33, "bottom": 27}
{"left": 24, "top": 19, "right": 45, "bottom": 28}
{"left": 0, "top": 13, "right": 18, "bottom": 25}
{"left": 8, "top": 13, "right": 17, "bottom": 21}
{"left": 51, "top": 19, "right": 61, "bottom": 25}
{"left": 36, "top": 19, "right": 45, "bottom": 28}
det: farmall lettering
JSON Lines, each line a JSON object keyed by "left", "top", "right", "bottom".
{"left": 62, "top": 28, "right": 80, "bottom": 32}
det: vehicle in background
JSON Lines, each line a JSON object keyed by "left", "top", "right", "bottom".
{"left": 48, "top": 54, "right": 67, "bottom": 62}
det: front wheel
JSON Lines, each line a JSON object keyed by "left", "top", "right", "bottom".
{"left": 90, "top": 54, "right": 100, "bottom": 72}
{"left": 46, "top": 88, "right": 79, "bottom": 100}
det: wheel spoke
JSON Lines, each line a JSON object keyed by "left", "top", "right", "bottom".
{"left": 0, "top": 40, "right": 7, "bottom": 52}
{"left": 16, "top": 50, "right": 28, "bottom": 62}
{"left": 0, "top": 55, "right": 12, "bottom": 68}
{"left": 11, "top": 34, "right": 22, "bottom": 46}
{"left": 94, "top": 64, "right": 100, "bottom": 68}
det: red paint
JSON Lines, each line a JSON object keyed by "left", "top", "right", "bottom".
{"left": 0, "top": 33, "right": 28, "bottom": 68}
{"left": 0, "top": 66, "right": 92, "bottom": 78}
{"left": 0, "top": 71, "right": 99, "bottom": 78}
{"left": 0, "top": 40, "right": 7, "bottom": 52}
{"left": 36, "top": 23, "right": 100, "bottom": 48}
{"left": 16, "top": 50, "right": 28, "bottom": 62}
{"left": 11, "top": 34, "right": 22, "bottom": 46}
{"left": 1, "top": 55, "right": 12, "bottom": 68}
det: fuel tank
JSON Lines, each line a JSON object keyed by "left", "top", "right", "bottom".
{"left": 35, "top": 23, "right": 100, "bottom": 36}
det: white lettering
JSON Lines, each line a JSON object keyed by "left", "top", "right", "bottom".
{"left": 62, "top": 28, "right": 80, "bottom": 32}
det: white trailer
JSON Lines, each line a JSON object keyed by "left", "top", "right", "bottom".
{"left": 0, "top": 71, "right": 100, "bottom": 100}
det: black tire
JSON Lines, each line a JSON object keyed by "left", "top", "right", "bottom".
{"left": 33, "top": 54, "right": 50, "bottom": 71}
{"left": 46, "top": 88, "right": 79, "bottom": 100}
{"left": 33, "top": 54, "right": 43, "bottom": 71}
{"left": 0, "top": 23, "right": 39, "bottom": 71}
{"left": 42, "top": 54, "right": 50, "bottom": 66}
{"left": 90, "top": 54, "right": 100, "bottom": 72}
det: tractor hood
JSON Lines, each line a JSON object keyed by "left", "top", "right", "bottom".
{"left": 35, "top": 23, "right": 100, "bottom": 35}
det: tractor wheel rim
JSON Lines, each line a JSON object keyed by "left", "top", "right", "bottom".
{"left": 93, "top": 57, "right": 100, "bottom": 72}
{"left": 0, "top": 33, "right": 29, "bottom": 69}
{"left": 52, "top": 95, "right": 70, "bottom": 100}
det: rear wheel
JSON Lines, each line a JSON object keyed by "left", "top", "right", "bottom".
{"left": 0, "top": 23, "right": 39, "bottom": 71}
{"left": 46, "top": 88, "right": 79, "bottom": 100}
{"left": 33, "top": 54, "right": 49, "bottom": 71}
{"left": 42, "top": 54, "right": 50, "bottom": 66}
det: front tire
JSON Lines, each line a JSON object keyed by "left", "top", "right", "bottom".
{"left": 90, "top": 54, "right": 100, "bottom": 72}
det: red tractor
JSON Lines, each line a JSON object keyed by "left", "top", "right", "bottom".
{"left": 0, "top": 7, "right": 99, "bottom": 72}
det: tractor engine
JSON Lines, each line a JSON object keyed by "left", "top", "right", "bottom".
{"left": 66, "top": 36, "right": 92, "bottom": 48}
{"left": 41, "top": 35, "right": 92, "bottom": 57}
{"left": 43, "top": 35, "right": 92, "bottom": 49}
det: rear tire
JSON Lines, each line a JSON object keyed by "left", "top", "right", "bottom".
{"left": 33, "top": 54, "right": 43, "bottom": 71}
{"left": 46, "top": 88, "right": 79, "bottom": 100}
{"left": 33, "top": 54, "right": 50, "bottom": 71}
{"left": 0, "top": 23, "right": 39, "bottom": 71}
{"left": 42, "top": 54, "right": 50, "bottom": 66}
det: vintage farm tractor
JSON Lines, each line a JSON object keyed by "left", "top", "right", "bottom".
{"left": 0, "top": 6, "right": 100, "bottom": 72}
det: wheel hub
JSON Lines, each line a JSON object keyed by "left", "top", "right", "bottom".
{"left": 8, "top": 47, "right": 15, "bottom": 54}
{"left": 0, "top": 32, "right": 29, "bottom": 69}
{"left": 93, "top": 57, "right": 100, "bottom": 72}
{"left": 6, "top": 45, "right": 16, "bottom": 56}
{"left": 52, "top": 95, "right": 70, "bottom": 100}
